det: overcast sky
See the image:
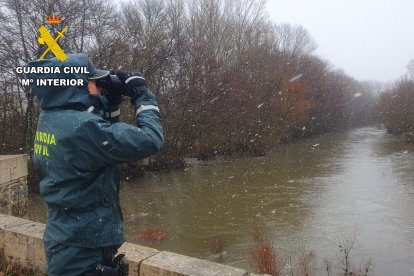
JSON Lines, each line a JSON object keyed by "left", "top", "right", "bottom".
{"left": 265, "top": 0, "right": 414, "bottom": 82}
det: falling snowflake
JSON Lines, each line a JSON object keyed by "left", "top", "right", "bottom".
{"left": 289, "top": 74, "right": 303, "bottom": 82}
{"left": 209, "top": 97, "right": 219, "bottom": 103}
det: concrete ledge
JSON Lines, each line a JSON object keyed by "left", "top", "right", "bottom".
{"left": 0, "top": 155, "right": 27, "bottom": 184}
{"left": 0, "top": 154, "right": 28, "bottom": 216}
{"left": 118, "top": 242, "right": 160, "bottom": 275}
{"left": 0, "top": 214, "right": 32, "bottom": 251}
{"left": 140, "top": 251, "right": 249, "bottom": 276}
{"left": 0, "top": 214, "right": 262, "bottom": 275}
{"left": 4, "top": 221, "right": 45, "bottom": 270}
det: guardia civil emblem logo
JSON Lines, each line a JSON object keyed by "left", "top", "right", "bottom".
{"left": 37, "top": 14, "right": 68, "bottom": 62}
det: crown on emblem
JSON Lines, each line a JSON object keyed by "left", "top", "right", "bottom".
{"left": 45, "top": 14, "right": 62, "bottom": 25}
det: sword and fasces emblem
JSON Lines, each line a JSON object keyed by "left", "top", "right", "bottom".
{"left": 37, "top": 14, "right": 68, "bottom": 62}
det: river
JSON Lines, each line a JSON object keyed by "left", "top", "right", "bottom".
{"left": 28, "top": 127, "right": 414, "bottom": 275}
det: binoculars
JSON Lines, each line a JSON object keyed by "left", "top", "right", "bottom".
{"left": 96, "top": 74, "right": 124, "bottom": 93}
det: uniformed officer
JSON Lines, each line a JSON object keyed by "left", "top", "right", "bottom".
{"left": 27, "top": 53, "right": 163, "bottom": 275}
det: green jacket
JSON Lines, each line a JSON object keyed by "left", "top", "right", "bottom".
{"left": 27, "top": 54, "right": 163, "bottom": 248}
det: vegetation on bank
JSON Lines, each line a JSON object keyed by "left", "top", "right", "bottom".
{"left": 247, "top": 230, "right": 371, "bottom": 276}
{"left": 375, "top": 68, "right": 414, "bottom": 142}
{"left": 0, "top": 257, "right": 45, "bottom": 276}
{"left": 0, "top": 0, "right": 380, "bottom": 192}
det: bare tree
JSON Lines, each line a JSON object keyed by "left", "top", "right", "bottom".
{"left": 407, "top": 60, "right": 414, "bottom": 80}
{"left": 0, "top": 0, "right": 378, "bottom": 173}
{"left": 274, "top": 23, "right": 317, "bottom": 60}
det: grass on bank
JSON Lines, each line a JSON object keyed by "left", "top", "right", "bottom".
{"left": 0, "top": 256, "right": 45, "bottom": 276}
{"left": 247, "top": 229, "right": 372, "bottom": 276}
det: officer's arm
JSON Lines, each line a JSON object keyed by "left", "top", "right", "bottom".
{"left": 88, "top": 94, "right": 121, "bottom": 124}
{"left": 73, "top": 92, "right": 163, "bottom": 169}
{"left": 102, "top": 105, "right": 121, "bottom": 124}
{"left": 98, "top": 93, "right": 121, "bottom": 124}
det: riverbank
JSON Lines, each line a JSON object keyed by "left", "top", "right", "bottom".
{"left": 401, "top": 131, "right": 414, "bottom": 143}
{"left": 119, "top": 128, "right": 414, "bottom": 275}
{"left": 26, "top": 127, "right": 414, "bottom": 275}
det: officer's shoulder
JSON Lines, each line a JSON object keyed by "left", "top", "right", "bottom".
{"left": 63, "top": 110, "right": 110, "bottom": 132}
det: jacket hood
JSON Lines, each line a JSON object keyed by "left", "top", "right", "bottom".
{"left": 26, "top": 53, "right": 95, "bottom": 110}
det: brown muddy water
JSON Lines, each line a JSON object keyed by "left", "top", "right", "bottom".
{"left": 28, "top": 127, "right": 414, "bottom": 275}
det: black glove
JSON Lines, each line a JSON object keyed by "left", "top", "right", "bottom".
{"left": 115, "top": 70, "right": 148, "bottom": 102}
{"left": 100, "top": 71, "right": 123, "bottom": 123}
{"left": 103, "top": 70, "right": 123, "bottom": 106}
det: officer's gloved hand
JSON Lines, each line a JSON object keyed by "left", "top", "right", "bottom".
{"left": 102, "top": 71, "right": 123, "bottom": 123}
{"left": 115, "top": 70, "right": 159, "bottom": 116}
{"left": 115, "top": 70, "right": 148, "bottom": 103}
{"left": 107, "top": 70, "right": 124, "bottom": 105}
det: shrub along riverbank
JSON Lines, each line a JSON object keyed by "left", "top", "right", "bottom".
{"left": 247, "top": 230, "right": 371, "bottom": 276}
{"left": 375, "top": 78, "right": 414, "bottom": 142}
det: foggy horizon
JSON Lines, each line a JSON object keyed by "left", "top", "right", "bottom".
{"left": 265, "top": 0, "right": 414, "bottom": 83}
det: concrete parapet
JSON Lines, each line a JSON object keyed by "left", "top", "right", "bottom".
{"left": 0, "top": 215, "right": 45, "bottom": 271}
{"left": 0, "top": 155, "right": 28, "bottom": 217}
{"left": 140, "top": 251, "right": 250, "bottom": 276}
{"left": 0, "top": 214, "right": 264, "bottom": 275}
{"left": 118, "top": 242, "right": 160, "bottom": 275}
